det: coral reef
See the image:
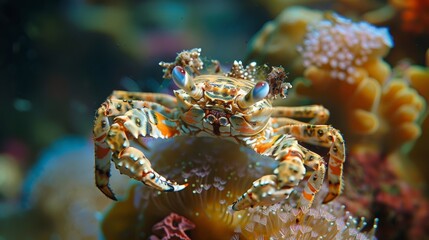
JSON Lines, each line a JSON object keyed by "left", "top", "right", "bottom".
{"left": 339, "top": 146, "right": 429, "bottom": 239}
{"left": 101, "top": 137, "right": 376, "bottom": 240}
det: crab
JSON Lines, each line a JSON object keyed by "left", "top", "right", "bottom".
{"left": 93, "top": 48, "right": 345, "bottom": 211}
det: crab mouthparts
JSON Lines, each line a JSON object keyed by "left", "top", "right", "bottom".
{"left": 213, "top": 122, "right": 221, "bottom": 136}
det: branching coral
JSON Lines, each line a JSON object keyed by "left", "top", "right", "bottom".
{"left": 101, "top": 137, "right": 376, "bottom": 240}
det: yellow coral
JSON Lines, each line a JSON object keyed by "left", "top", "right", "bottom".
{"left": 404, "top": 49, "right": 429, "bottom": 185}
{"left": 296, "top": 66, "right": 383, "bottom": 135}
{"left": 378, "top": 80, "right": 426, "bottom": 151}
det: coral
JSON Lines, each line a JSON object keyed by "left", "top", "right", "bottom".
{"left": 377, "top": 79, "right": 426, "bottom": 152}
{"left": 289, "top": 15, "right": 429, "bottom": 238}
{"left": 297, "top": 13, "right": 393, "bottom": 84}
{"left": 294, "top": 14, "right": 427, "bottom": 154}
{"left": 149, "top": 213, "right": 195, "bottom": 240}
{"left": 246, "top": 6, "right": 323, "bottom": 78}
{"left": 101, "top": 137, "right": 376, "bottom": 240}
{"left": 404, "top": 49, "right": 429, "bottom": 186}
{"left": 407, "top": 49, "right": 429, "bottom": 105}
{"left": 336, "top": 145, "right": 429, "bottom": 239}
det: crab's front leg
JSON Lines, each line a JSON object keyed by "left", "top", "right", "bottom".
{"left": 231, "top": 135, "right": 307, "bottom": 211}
{"left": 94, "top": 98, "right": 186, "bottom": 200}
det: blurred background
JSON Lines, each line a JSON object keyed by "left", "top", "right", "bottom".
{"left": 1, "top": 0, "right": 428, "bottom": 239}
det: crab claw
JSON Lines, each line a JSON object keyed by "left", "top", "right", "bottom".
{"left": 172, "top": 66, "right": 203, "bottom": 99}
{"left": 97, "top": 184, "right": 118, "bottom": 201}
{"left": 237, "top": 81, "right": 270, "bottom": 109}
{"left": 231, "top": 175, "right": 292, "bottom": 211}
{"left": 118, "top": 147, "right": 188, "bottom": 192}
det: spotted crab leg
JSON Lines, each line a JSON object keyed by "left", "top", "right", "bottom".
{"left": 297, "top": 145, "right": 326, "bottom": 208}
{"left": 231, "top": 135, "right": 307, "bottom": 211}
{"left": 271, "top": 105, "right": 330, "bottom": 124}
{"left": 273, "top": 124, "right": 345, "bottom": 203}
{"left": 93, "top": 97, "right": 186, "bottom": 200}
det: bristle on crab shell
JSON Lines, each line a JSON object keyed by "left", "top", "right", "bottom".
{"left": 159, "top": 48, "right": 204, "bottom": 79}
{"left": 226, "top": 61, "right": 258, "bottom": 81}
{"left": 266, "top": 66, "right": 292, "bottom": 99}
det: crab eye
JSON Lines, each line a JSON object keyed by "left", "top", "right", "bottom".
{"left": 252, "top": 81, "right": 269, "bottom": 101}
{"left": 206, "top": 114, "right": 216, "bottom": 124}
{"left": 219, "top": 117, "right": 229, "bottom": 126}
{"left": 172, "top": 66, "right": 187, "bottom": 88}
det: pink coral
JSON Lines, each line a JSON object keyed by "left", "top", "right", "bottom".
{"left": 149, "top": 213, "right": 195, "bottom": 240}
{"left": 297, "top": 13, "right": 393, "bottom": 83}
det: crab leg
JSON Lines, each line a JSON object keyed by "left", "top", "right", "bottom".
{"left": 297, "top": 145, "right": 326, "bottom": 209}
{"left": 93, "top": 97, "right": 185, "bottom": 200}
{"left": 273, "top": 124, "right": 345, "bottom": 203}
{"left": 231, "top": 135, "right": 306, "bottom": 211}
{"left": 272, "top": 105, "right": 330, "bottom": 124}
{"left": 270, "top": 117, "right": 306, "bottom": 128}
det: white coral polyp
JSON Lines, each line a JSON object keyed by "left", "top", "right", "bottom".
{"left": 298, "top": 14, "right": 393, "bottom": 83}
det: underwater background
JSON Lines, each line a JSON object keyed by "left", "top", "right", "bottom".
{"left": 1, "top": 0, "right": 429, "bottom": 239}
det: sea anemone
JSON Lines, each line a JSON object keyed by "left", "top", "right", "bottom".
{"left": 101, "top": 137, "right": 376, "bottom": 239}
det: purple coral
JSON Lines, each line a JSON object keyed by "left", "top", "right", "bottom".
{"left": 149, "top": 213, "right": 195, "bottom": 240}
